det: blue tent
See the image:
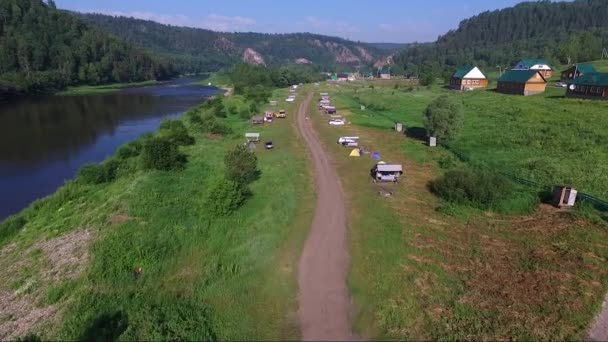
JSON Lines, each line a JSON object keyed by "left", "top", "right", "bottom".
{"left": 371, "top": 152, "right": 381, "bottom": 159}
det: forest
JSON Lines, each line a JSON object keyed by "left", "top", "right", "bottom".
{"left": 394, "top": 0, "right": 608, "bottom": 76}
{"left": 77, "top": 13, "right": 387, "bottom": 74}
{"left": 0, "top": 0, "right": 176, "bottom": 98}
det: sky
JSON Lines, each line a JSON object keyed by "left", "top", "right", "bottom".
{"left": 56, "top": 0, "right": 562, "bottom": 43}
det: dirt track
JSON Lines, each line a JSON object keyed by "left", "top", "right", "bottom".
{"left": 296, "top": 92, "right": 354, "bottom": 341}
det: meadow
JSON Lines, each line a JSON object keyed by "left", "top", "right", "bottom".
{"left": 311, "top": 79, "right": 608, "bottom": 340}
{"left": 0, "top": 89, "right": 313, "bottom": 340}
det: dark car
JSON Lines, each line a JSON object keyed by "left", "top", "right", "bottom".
{"left": 265, "top": 141, "right": 274, "bottom": 149}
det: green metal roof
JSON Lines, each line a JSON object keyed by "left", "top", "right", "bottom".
{"left": 576, "top": 64, "right": 597, "bottom": 74}
{"left": 452, "top": 66, "right": 473, "bottom": 78}
{"left": 516, "top": 59, "right": 551, "bottom": 69}
{"left": 378, "top": 69, "right": 390, "bottom": 74}
{"left": 571, "top": 72, "right": 608, "bottom": 87}
{"left": 498, "top": 70, "right": 545, "bottom": 83}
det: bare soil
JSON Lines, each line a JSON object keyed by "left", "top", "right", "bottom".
{"left": 296, "top": 92, "right": 355, "bottom": 341}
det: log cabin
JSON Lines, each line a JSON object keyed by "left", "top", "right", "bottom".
{"left": 566, "top": 73, "right": 608, "bottom": 100}
{"left": 497, "top": 70, "right": 547, "bottom": 96}
{"left": 560, "top": 64, "right": 597, "bottom": 82}
{"left": 449, "top": 66, "right": 488, "bottom": 90}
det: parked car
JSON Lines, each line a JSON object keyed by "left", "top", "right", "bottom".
{"left": 329, "top": 119, "right": 345, "bottom": 126}
{"left": 265, "top": 141, "right": 274, "bottom": 149}
{"left": 286, "top": 98, "right": 295, "bottom": 102}
{"left": 276, "top": 110, "right": 286, "bottom": 118}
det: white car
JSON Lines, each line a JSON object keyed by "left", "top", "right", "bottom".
{"left": 285, "top": 98, "right": 295, "bottom": 102}
{"left": 329, "top": 119, "right": 345, "bottom": 126}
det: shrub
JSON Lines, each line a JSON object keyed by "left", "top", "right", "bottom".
{"left": 430, "top": 168, "right": 513, "bottom": 209}
{"left": 160, "top": 119, "right": 195, "bottom": 146}
{"left": 249, "top": 102, "right": 259, "bottom": 114}
{"left": 205, "top": 178, "right": 247, "bottom": 217}
{"left": 200, "top": 114, "right": 232, "bottom": 135}
{"left": 141, "top": 137, "right": 187, "bottom": 171}
{"left": 0, "top": 215, "right": 27, "bottom": 244}
{"left": 224, "top": 145, "right": 260, "bottom": 186}
{"left": 79, "top": 159, "right": 119, "bottom": 184}
{"left": 424, "top": 95, "right": 463, "bottom": 144}
{"left": 188, "top": 113, "right": 203, "bottom": 125}
{"left": 116, "top": 140, "right": 143, "bottom": 159}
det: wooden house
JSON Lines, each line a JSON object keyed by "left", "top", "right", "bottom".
{"left": 497, "top": 70, "right": 547, "bottom": 96}
{"left": 565, "top": 72, "right": 608, "bottom": 100}
{"left": 512, "top": 59, "right": 553, "bottom": 78}
{"left": 560, "top": 64, "right": 597, "bottom": 82}
{"left": 337, "top": 73, "right": 349, "bottom": 81}
{"left": 449, "top": 66, "right": 488, "bottom": 90}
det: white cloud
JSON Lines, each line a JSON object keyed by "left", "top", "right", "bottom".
{"left": 80, "top": 10, "right": 256, "bottom": 32}
{"left": 305, "top": 16, "right": 358, "bottom": 34}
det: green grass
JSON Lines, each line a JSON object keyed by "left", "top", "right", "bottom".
{"left": 310, "top": 81, "right": 608, "bottom": 340}
{"left": 0, "top": 89, "right": 313, "bottom": 340}
{"left": 56, "top": 80, "right": 158, "bottom": 96}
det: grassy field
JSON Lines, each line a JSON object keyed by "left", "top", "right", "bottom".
{"left": 310, "top": 81, "right": 608, "bottom": 339}
{"left": 55, "top": 80, "right": 158, "bottom": 96}
{"left": 0, "top": 89, "right": 313, "bottom": 340}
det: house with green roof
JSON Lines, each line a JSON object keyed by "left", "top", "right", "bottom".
{"left": 512, "top": 58, "right": 553, "bottom": 78}
{"left": 497, "top": 69, "right": 547, "bottom": 96}
{"left": 566, "top": 72, "right": 608, "bottom": 100}
{"left": 560, "top": 64, "right": 598, "bottom": 82}
{"left": 378, "top": 68, "right": 391, "bottom": 80}
{"left": 449, "top": 66, "right": 488, "bottom": 91}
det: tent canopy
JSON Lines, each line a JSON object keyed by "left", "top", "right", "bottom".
{"left": 371, "top": 152, "right": 381, "bottom": 159}
{"left": 349, "top": 149, "right": 361, "bottom": 157}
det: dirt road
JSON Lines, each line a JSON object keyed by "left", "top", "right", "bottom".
{"left": 296, "top": 92, "right": 354, "bottom": 341}
{"left": 587, "top": 293, "right": 608, "bottom": 341}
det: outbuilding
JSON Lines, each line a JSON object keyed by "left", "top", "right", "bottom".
{"left": 245, "top": 133, "right": 260, "bottom": 143}
{"left": 378, "top": 69, "right": 391, "bottom": 80}
{"left": 566, "top": 72, "right": 608, "bottom": 100}
{"left": 561, "top": 64, "right": 598, "bottom": 82}
{"left": 370, "top": 163, "right": 403, "bottom": 183}
{"left": 497, "top": 70, "right": 547, "bottom": 96}
{"left": 251, "top": 116, "right": 264, "bottom": 125}
{"left": 450, "top": 66, "right": 488, "bottom": 91}
{"left": 512, "top": 59, "right": 553, "bottom": 78}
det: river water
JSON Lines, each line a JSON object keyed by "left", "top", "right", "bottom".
{"left": 0, "top": 78, "right": 221, "bottom": 220}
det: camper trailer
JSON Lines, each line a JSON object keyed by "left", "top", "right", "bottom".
{"left": 370, "top": 163, "right": 403, "bottom": 183}
{"left": 324, "top": 106, "right": 337, "bottom": 114}
{"left": 337, "top": 136, "right": 359, "bottom": 147}
{"left": 264, "top": 111, "right": 274, "bottom": 122}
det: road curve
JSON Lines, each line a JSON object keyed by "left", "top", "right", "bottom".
{"left": 296, "top": 92, "right": 354, "bottom": 341}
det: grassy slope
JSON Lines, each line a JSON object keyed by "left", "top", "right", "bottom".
{"left": 55, "top": 80, "right": 158, "bottom": 96}
{"left": 310, "top": 81, "right": 608, "bottom": 339}
{"left": 0, "top": 90, "right": 313, "bottom": 340}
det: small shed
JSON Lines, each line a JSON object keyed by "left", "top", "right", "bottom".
{"left": 566, "top": 72, "right": 608, "bottom": 100}
{"left": 251, "top": 116, "right": 264, "bottom": 125}
{"left": 561, "top": 64, "right": 597, "bottom": 82}
{"left": 245, "top": 133, "right": 260, "bottom": 143}
{"left": 552, "top": 185, "right": 577, "bottom": 208}
{"left": 370, "top": 163, "right": 403, "bottom": 183}
{"left": 394, "top": 122, "right": 403, "bottom": 132}
{"left": 497, "top": 70, "right": 547, "bottom": 96}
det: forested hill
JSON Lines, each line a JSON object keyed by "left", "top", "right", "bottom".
{"left": 77, "top": 13, "right": 388, "bottom": 73}
{"left": 0, "top": 0, "right": 175, "bottom": 98}
{"left": 394, "top": 0, "right": 608, "bottom": 71}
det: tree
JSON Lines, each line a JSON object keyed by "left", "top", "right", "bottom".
{"left": 141, "top": 137, "right": 187, "bottom": 171}
{"left": 224, "top": 145, "right": 260, "bottom": 186}
{"left": 423, "top": 95, "right": 463, "bottom": 144}
{"left": 205, "top": 177, "right": 247, "bottom": 217}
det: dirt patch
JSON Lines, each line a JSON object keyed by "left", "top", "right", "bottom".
{"left": 109, "top": 214, "right": 131, "bottom": 225}
{"left": 206, "top": 133, "right": 224, "bottom": 140}
{"left": 0, "top": 291, "right": 57, "bottom": 340}
{"left": 37, "top": 228, "right": 95, "bottom": 281}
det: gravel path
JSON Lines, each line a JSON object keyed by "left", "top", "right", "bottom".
{"left": 587, "top": 293, "right": 608, "bottom": 341}
{"left": 296, "top": 92, "right": 354, "bottom": 341}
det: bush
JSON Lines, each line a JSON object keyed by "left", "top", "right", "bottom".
{"left": 188, "top": 113, "right": 203, "bottom": 125}
{"left": 424, "top": 95, "right": 463, "bottom": 144}
{"left": 117, "top": 140, "right": 143, "bottom": 159}
{"left": 224, "top": 145, "right": 260, "bottom": 186}
{"left": 160, "top": 119, "right": 195, "bottom": 146}
{"left": 430, "top": 168, "right": 513, "bottom": 209}
{"left": 141, "top": 137, "right": 187, "bottom": 171}
{"left": 205, "top": 178, "right": 248, "bottom": 217}
{"left": 0, "top": 215, "right": 27, "bottom": 244}
{"left": 199, "top": 114, "right": 232, "bottom": 135}
{"left": 79, "top": 159, "right": 119, "bottom": 184}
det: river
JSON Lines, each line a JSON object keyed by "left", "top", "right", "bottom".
{"left": 0, "top": 78, "right": 221, "bottom": 221}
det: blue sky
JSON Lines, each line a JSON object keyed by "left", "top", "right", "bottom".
{"left": 57, "top": 0, "right": 561, "bottom": 43}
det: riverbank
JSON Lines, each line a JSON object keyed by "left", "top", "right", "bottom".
{"left": 0, "top": 88, "right": 314, "bottom": 340}
{"left": 55, "top": 80, "right": 159, "bottom": 96}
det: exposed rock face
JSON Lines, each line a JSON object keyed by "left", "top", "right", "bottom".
{"left": 309, "top": 39, "right": 323, "bottom": 48}
{"left": 374, "top": 54, "right": 395, "bottom": 69}
{"left": 355, "top": 46, "right": 373, "bottom": 62}
{"left": 323, "top": 42, "right": 360, "bottom": 64}
{"left": 243, "top": 48, "right": 266, "bottom": 66}
{"left": 295, "top": 58, "right": 312, "bottom": 64}
{"left": 214, "top": 36, "right": 236, "bottom": 52}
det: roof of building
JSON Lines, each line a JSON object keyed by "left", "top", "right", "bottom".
{"left": 376, "top": 164, "right": 403, "bottom": 172}
{"left": 571, "top": 72, "right": 608, "bottom": 87}
{"left": 245, "top": 133, "right": 260, "bottom": 138}
{"left": 498, "top": 69, "right": 546, "bottom": 83}
{"left": 452, "top": 66, "right": 474, "bottom": 78}
{"left": 251, "top": 116, "right": 264, "bottom": 121}
{"left": 379, "top": 69, "right": 390, "bottom": 74}
{"left": 568, "top": 64, "right": 598, "bottom": 74}
{"left": 516, "top": 58, "right": 551, "bottom": 69}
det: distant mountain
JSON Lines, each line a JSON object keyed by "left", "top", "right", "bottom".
{"left": 367, "top": 43, "right": 410, "bottom": 51}
{"left": 77, "top": 13, "right": 389, "bottom": 73}
{"left": 0, "top": 0, "right": 175, "bottom": 97}
{"left": 394, "top": 0, "right": 608, "bottom": 71}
